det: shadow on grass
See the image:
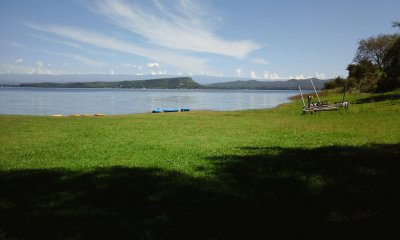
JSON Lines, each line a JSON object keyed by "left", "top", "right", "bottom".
{"left": 1, "top": 144, "right": 400, "bottom": 239}
{"left": 355, "top": 93, "right": 400, "bottom": 104}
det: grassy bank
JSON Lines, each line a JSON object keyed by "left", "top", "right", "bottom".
{"left": 1, "top": 90, "right": 400, "bottom": 239}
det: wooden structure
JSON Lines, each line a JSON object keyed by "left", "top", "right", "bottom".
{"left": 299, "top": 82, "right": 348, "bottom": 114}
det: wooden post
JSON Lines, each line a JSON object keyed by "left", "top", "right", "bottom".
{"left": 354, "top": 78, "right": 363, "bottom": 104}
{"left": 342, "top": 78, "right": 349, "bottom": 104}
{"left": 308, "top": 96, "right": 313, "bottom": 108}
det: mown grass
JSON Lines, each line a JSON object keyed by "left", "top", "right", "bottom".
{"left": 1, "top": 90, "right": 400, "bottom": 239}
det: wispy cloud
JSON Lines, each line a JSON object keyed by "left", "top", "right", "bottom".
{"left": 15, "top": 58, "right": 24, "bottom": 64}
{"left": 26, "top": 22, "right": 209, "bottom": 73}
{"left": 29, "top": 33, "right": 84, "bottom": 50}
{"left": 29, "top": 33, "right": 112, "bottom": 57}
{"left": 38, "top": 48, "right": 106, "bottom": 67}
{"left": 68, "top": 54, "right": 105, "bottom": 66}
{"left": 91, "top": 0, "right": 260, "bottom": 58}
{"left": 252, "top": 58, "right": 269, "bottom": 65}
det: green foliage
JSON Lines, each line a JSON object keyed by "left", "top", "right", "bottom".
{"left": 323, "top": 76, "right": 346, "bottom": 90}
{"left": 345, "top": 25, "right": 400, "bottom": 93}
{"left": 347, "top": 60, "right": 379, "bottom": 80}
{"left": 354, "top": 34, "right": 397, "bottom": 70}
{"left": 347, "top": 58, "right": 385, "bottom": 92}
{"left": 379, "top": 36, "right": 400, "bottom": 91}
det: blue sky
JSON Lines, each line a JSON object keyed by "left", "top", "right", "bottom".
{"left": 0, "top": 0, "right": 399, "bottom": 80}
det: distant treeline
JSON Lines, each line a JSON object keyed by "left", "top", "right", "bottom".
{"left": 16, "top": 77, "right": 325, "bottom": 90}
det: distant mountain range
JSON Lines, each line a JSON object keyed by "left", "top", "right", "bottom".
{"left": 0, "top": 73, "right": 272, "bottom": 85}
{"left": 18, "top": 77, "right": 202, "bottom": 89}
{"left": 0, "top": 74, "right": 172, "bottom": 85}
{"left": 0, "top": 74, "right": 326, "bottom": 90}
{"left": 206, "top": 78, "right": 324, "bottom": 90}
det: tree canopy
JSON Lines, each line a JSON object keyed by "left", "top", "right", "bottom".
{"left": 353, "top": 34, "right": 397, "bottom": 70}
{"left": 380, "top": 36, "right": 400, "bottom": 91}
{"left": 324, "top": 20, "right": 400, "bottom": 92}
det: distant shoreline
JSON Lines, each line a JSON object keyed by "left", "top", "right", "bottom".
{"left": 1, "top": 76, "right": 325, "bottom": 90}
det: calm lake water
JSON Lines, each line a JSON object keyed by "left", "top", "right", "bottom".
{"left": 0, "top": 88, "right": 301, "bottom": 115}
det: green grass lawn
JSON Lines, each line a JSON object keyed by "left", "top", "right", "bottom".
{"left": 1, "top": 90, "right": 400, "bottom": 239}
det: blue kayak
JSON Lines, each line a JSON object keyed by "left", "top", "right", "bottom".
{"left": 152, "top": 108, "right": 162, "bottom": 113}
{"left": 152, "top": 107, "right": 190, "bottom": 113}
{"left": 162, "top": 108, "right": 180, "bottom": 113}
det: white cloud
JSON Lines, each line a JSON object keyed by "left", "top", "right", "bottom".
{"left": 250, "top": 71, "right": 258, "bottom": 79}
{"left": 26, "top": 23, "right": 209, "bottom": 73}
{"left": 315, "top": 72, "right": 326, "bottom": 79}
{"left": 15, "top": 58, "right": 24, "bottom": 64}
{"left": 289, "top": 74, "right": 306, "bottom": 80}
{"left": 36, "top": 60, "right": 44, "bottom": 72}
{"left": 34, "top": 60, "right": 54, "bottom": 74}
{"left": 263, "top": 71, "right": 282, "bottom": 80}
{"left": 235, "top": 68, "right": 242, "bottom": 77}
{"left": 252, "top": 58, "right": 269, "bottom": 65}
{"left": 147, "top": 62, "right": 160, "bottom": 68}
{"left": 110, "top": 69, "right": 114, "bottom": 75}
{"left": 91, "top": 0, "right": 260, "bottom": 58}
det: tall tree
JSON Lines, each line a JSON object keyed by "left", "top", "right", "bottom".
{"left": 378, "top": 22, "right": 400, "bottom": 90}
{"left": 354, "top": 34, "right": 397, "bottom": 70}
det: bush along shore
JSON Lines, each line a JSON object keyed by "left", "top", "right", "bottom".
{"left": 0, "top": 90, "right": 400, "bottom": 239}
